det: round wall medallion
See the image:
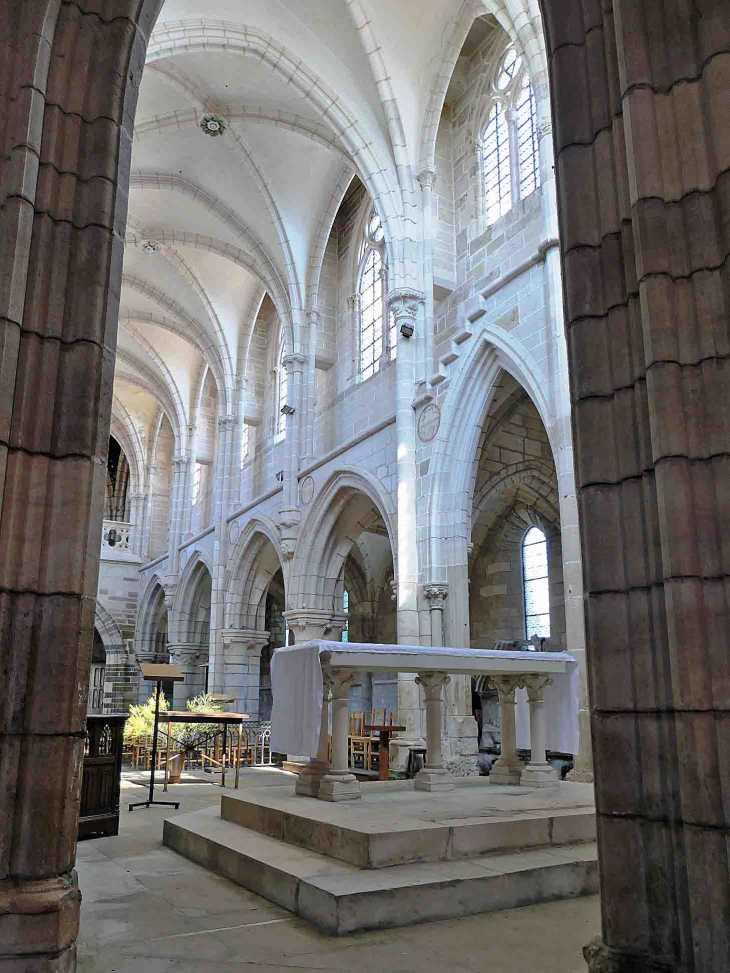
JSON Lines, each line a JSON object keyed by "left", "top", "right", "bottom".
{"left": 299, "top": 475, "right": 315, "bottom": 505}
{"left": 417, "top": 403, "right": 441, "bottom": 443}
{"left": 229, "top": 520, "right": 241, "bottom": 545}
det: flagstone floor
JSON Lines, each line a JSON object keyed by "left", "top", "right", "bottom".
{"left": 76, "top": 773, "right": 600, "bottom": 973}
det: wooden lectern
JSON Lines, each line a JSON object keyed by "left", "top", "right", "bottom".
{"left": 129, "top": 663, "right": 184, "bottom": 812}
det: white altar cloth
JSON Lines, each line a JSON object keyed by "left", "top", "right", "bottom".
{"left": 271, "top": 640, "right": 579, "bottom": 759}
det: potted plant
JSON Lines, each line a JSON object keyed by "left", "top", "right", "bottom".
{"left": 165, "top": 693, "right": 226, "bottom": 782}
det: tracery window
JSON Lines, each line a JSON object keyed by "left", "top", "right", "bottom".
{"left": 341, "top": 589, "right": 349, "bottom": 643}
{"left": 192, "top": 462, "right": 202, "bottom": 506}
{"left": 276, "top": 332, "right": 287, "bottom": 440}
{"left": 522, "top": 526, "right": 550, "bottom": 638}
{"left": 480, "top": 46, "right": 541, "bottom": 227}
{"left": 240, "top": 422, "right": 249, "bottom": 468}
{"left": 358, "top": 207, "right": 394, "bottom": 381}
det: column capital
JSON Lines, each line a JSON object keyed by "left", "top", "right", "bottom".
{"left": 221, "top": 628, "right": 270, "bottom": 659}
{"left": 386, "top": 288, "right": 425, "bottom": 319}
{"left": 416, "top": 671, "right": 451, "bottom": 701}
{"left": 282, "top": 353, "right": 307, "bottom": 371}
{"left": 346, "top": 293, "right": 359, "bottom": 310}
{"left": 424, "top": 584, "right": 448, "bottom": 609}
{"left": 326, "top": 668, "right": 359, "bottom": 699}
{"left": 489, "top": 674, "right": 525, "bottom": 701}
{"left": 168, "top": 643, "right": 206, "bottom": 666}
{"left": 522, "top": 673, "right": 553, "bottom": 701}
{"left": 305, "top": 307, "right": 320, "bottom": 325}
{"left": 217, "top": 413, "right": 236, "bottom": 429}
{"left": 283, "top": 609, "right": 348, "bottom": 642}
{"left": 416, "top": 165, "right": 437, "bottom": 189}
{"left": 171, "top": 455, "right": 187, "bottom": 473}
{"left": 537, "top": 118, "right": 553, "bottom": 142}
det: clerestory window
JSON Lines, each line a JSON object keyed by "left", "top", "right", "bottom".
{"left": 358, "top": 207, "right": 395, "bottom": 381}
{"left": 522, "top": 526, "right": 550, "bottom": 638}
{"left": 276, "top": 332, "right": 287, "bottom": 440}
{"left": 480, "top": 46, "right": 541, "bottom": 227}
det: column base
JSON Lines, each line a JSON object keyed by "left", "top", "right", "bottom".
{"left": 489, "top": 755, "right": 525, "bottom": 785}
{"left": 294, "top": 761, "right": 330, "bottom": 797}
{"left": 584, "top": 938, "right": 680, "bottom": 972}
{"left": 390, "top": 737, "right": 426, "bottom": 773}
{"left": 414, "top": 768, "right": 455, "bottom": 792}
{"left": 318, "top": 773, "right": 361, "bottom": 802}
{"left": 0, "top": 874, "right": 80, "bottom": 971}
{"left": 520, "top": 762, "right": 559, "bottom": 788}
{"left": 566, "top": 768, "right": 594, "bottom": 783}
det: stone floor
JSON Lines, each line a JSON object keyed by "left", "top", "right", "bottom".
{"left": 76, "top": 773, "right": 600, "bottom": 972}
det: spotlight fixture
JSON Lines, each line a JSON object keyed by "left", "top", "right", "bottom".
{"left": 400, "top": 322, "right": 415, "bottom": 338}
{"left": 280, "top": 404, "right": 295, "bottom": 415}
{"left": 200, "top": 113, "right": 227, "bottom": 137}
{"left": 275, "top": 470, "right": 285, "bottom": 483}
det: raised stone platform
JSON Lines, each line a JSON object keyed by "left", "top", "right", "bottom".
{"left": 164, "top": 778, "right": 598, "bottom": 935}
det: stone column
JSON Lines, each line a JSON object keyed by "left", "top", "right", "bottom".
{"left": 168, "top": 456, "right": 188, "bottom": 575}
{"left": 221, "top": 629, "right": 269, "bottom": 718}
{"left": 519, "top": 675, "right": 558, "bottom": 788}
{"left": 126, "top": 492, "right": 145, "bottom": 556}
{"left": 295, "top": 674, "right": 332, "bottom": 797}
{"left": 318, "top": 670, "right": 361, "bottom": 802}
{"left": 416, "top": 166, "right": 437, "bottom": 384}
{"left": 168, "top": 644, "right": 206, "bottom": 709}
{"left": 488, "top": 676, "right": 525, "bottom": 785}
{"left": 414, "top": 673, "right": 454, "bottom": 792}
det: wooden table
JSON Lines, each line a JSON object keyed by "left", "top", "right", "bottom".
{"left": 364, "top": 724, "right": 406, "bottom": 781}
{"left": 160, "top": 711, "right": 250, "bottom": 789}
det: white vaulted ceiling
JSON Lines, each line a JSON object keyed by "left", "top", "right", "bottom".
{"left": 118, "top": 0, "right": 541, "bottom": 458}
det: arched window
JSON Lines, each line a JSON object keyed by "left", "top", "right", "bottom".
{"left": 240, "top": 422, "right": 249, "bottom": 468}
{"left": 522, "top": 526, "right": 550, "bottom": 638}
{"left": 480, "top": 47, "right": 541, "bottom": 227}
{"left": 276, "top": 332, "right": 287, "bottom": 439}
{"left": 341, "top": 589, "right": 349, "bottom": 643}
{"left": 358, "top": 206, "right": 393, "bottom": 380}
{"left": 516, "top": 75, "right": 539, "bottom": 199}
{"left": 483, "top": 102, "right": 511, "bottom": 226}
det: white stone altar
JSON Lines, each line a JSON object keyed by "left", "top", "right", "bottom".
{"left": 270, "top": 640, "right": 579, "bottom": 801}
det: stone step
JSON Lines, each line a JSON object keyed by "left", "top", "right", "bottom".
{"left": 164, "top": 807, "right": 598, "bottom": 935}
{"left": 219, "top": 785, "right": 596, "bottom": 868}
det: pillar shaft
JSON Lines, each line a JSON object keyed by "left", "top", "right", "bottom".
{"left": 318, "top": 669, "right": 360, "bottom": 802}
{"left": 414, "top": 673, "right": 454, "bottom": 792}
{"left": 488, "top": 675, "right": 525, "bottom": 786}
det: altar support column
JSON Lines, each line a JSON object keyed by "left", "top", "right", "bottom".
{"left": 488, "top": 676, "right": 525, "bottom": 785}
{"left": 520, "top": 675, "right": 558, "bottom": 788}
{"left": 414, "top": 673, "right": 454, "bottom": 792}
{"left": 319, "top": 670, "right": 360, "bottom": 802}
{"left": 295, "top": 675, "right": 332, "bottom": 797}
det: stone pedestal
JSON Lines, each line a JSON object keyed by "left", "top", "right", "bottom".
{"left": 520, "top": 675, "right": 559, "bottom": 788}
{"left": 318, "top": 670, "right": 360, "bottom": 802}
{"left": 488, "top": 676, "right": 525, "bottom": 785}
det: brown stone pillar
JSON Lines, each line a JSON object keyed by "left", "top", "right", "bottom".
{"left": 0, "top": 2, "right": 161, "bottom": 969}
{"left": 543, "top": 1, "right": 730, "bottom": 970}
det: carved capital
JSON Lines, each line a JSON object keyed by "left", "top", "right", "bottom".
{"left": 416, "top": 671, "right": 451, "bottom": 701}
{"left": 416, "top": 165, "right": 437, "bottom": 190}
{"left": 537, "top": 118, "right": 552, "bottom": 141}
{"left": 168, "top": 643, "right": 205, "bottom": 667}
{"left": 424, "top": 584, "right": 448, "bottom": 609}
{"left": 217, "top": 413, "right": 236, "bottom": 430}
{"left": 489, "top": 674, "right": 525, "bottom": 702}
{"left": 327, "top": 668, "right": 359, "bottom": 699}
{"left": 171, "top": 456, "right": 187, "bottom": 473}
{"left": 283, "top": 609, "right": 348, "bottom": 642}
{"left": 282, "top": 353, "right": 307, "bottom": 372}
{"left": 346, "top": 294, "right": 359, "bottom": 310}
{"left": 386, "top": 287, "right": 425, "bottom": 321}
{"left": 305, "top": 308, "right": 320, "bottom": 325}
{"left": 522, "top": 673, "right": 553, "bottom": 701}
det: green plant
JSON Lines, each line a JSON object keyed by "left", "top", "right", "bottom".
{"left": 166, "top": 693, "right": 226, "bottom": 754}
{"left": 124, "top": 692, "right": 169, "bottom": 745}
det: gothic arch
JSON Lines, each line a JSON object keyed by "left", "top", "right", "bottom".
{"left": 224, "top": 517, "right": 286, "bottom": 630}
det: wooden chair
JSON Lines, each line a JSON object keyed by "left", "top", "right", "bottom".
{"left": 349, "top": 712, "right": 371, "bottom": 770}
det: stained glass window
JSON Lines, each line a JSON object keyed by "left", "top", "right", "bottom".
{"left": 496, "top": 47, "right": 522, "bottom": 90}
{"left": 341, "top": 589, "right": 349, "bottom": 643}
{"left": 277, "top": 335, "right": 287, "bottom": 439}
{"left": 516, "top": 75, "right": 540, "bottom": 199}
{"left": 523, "top": 526, "right": 550, "bottom": 638}
{"left": 483, "top": 102, "right": 511, "bottom": 226}
{"left": 360, "top": 246, "right": 384, "bottom": 380}
{"left": 192, "top": 463, "right": 202, "bottom": 506}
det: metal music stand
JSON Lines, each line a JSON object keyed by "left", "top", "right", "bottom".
{"left": 129, "top": 663, "right": 184, "bottom": 812}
